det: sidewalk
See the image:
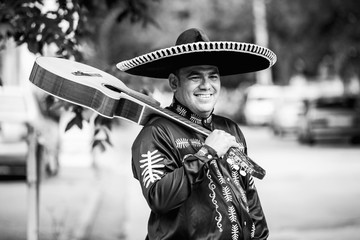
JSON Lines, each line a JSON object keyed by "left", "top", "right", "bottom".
{"left": 38, "top": 120, "right": 148, "bottom": 240}
{"left": 39, "top": 167, "right": 102, "bottom": 240}
{"left": 37, "top": 116, "right": 101, "bottom": 240}
{"left": 84, "top": 121, "right": 149, "bottom": 240}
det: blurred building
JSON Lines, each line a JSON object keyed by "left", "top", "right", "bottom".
{"left": 0, "top": 40, "right": 36, "bottom": 88}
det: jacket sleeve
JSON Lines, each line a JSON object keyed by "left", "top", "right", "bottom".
{"left": 131, "top": 124, "right": 212, "bottom": 214}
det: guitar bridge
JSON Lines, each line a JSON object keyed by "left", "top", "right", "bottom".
{"left": 72, "top": 71, "right": 102, "bottom": 77}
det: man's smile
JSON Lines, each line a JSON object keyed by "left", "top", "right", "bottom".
{"left": 194, "top": 93, "right": 213, "bottom": 99}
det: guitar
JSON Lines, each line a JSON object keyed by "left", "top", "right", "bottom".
{"left": 29, "top": 57, "right": 266, "bottom": 179}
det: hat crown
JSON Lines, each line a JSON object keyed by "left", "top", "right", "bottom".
{"left": 175, "top": 28, "right": 210, "bottom": 45}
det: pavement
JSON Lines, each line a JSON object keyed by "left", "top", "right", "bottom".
{"left": 39, "top": 167, "right": 102, "bottom": 240}
{"left": 38, "top": 120, "right": 149, "bottom": 240}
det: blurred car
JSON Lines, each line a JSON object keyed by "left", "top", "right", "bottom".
{"left": 0, "top": 86, "right": 60, "bottom": 178}
{"left": 242, "top": 84, "right": 281, "bottom": 126}
{"left": 296, "top": 96, "right": 360, "bottom": 144}
{"left": 270, "top": 87, "right": 305, "bottom": 136}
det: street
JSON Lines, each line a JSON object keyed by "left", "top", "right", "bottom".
{"left": 242, "top": 127, "right": 360, "bottom": 240}
{"left": 0, "top": 121, "right": 360, "bottom": 240}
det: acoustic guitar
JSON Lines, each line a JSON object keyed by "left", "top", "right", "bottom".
{"left": 29, "top": 57, "right": 266, "bottom": 179}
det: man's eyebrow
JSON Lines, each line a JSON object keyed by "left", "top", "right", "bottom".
{"left": 209, "top": 69, "right": 220, "bottom": 75}
{"left": 185, "top": 70, "right": 201, "bottom": 77}
{"left": 185, "top": 69, "right": 219, "bottom": 77}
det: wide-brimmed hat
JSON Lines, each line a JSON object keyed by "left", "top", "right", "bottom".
{"left": 116, "top": 28, "right": 277, "bottom": 78}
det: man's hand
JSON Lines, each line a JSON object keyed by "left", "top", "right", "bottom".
{"left": 204, "top": 129, "right": 240, "bottom": 157}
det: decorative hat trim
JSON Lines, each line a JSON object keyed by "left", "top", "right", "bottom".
{"left": 117, "top": 41, "right": 277, "bottom": 73}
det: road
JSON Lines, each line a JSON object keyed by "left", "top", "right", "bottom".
{"left": 1, "top": 122, "right": 360, "bottom": 240}
{"left": 242, "top": 127, "right": 360, "bottom": 240}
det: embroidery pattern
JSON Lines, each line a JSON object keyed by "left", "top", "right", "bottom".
{"left": 231, "top": 224, "right": 240, "bottom": 240}
{"left": 139, "top": 150, "right": 165, "bottom": 188}
{"left": 190, "top": 114, "right": 202, "bottom": 125}
{"left": 210, "top": 160, "right": 243, "bottom": 240}
{"left": 176, "top": 105, "right": 187, "bottom": 116}
{"left": 251, "top": 223, "right": 256, "bottom": 238}
{"left": 228, "top": 205, "right": 240, "bottom": 240}
{"left": 189, "top": 138, "right": 202, "bottom": 148}
{"left": 175, "top": 138, "right": 203, "bottom": 149}
{"left": 223, "top": 186, "right": 233, "bottom": 202}
{"left": 206, "top": 165, "right": 223, "bottom": 232}
{"left": 210, "top": 160, "right": 226, "bottom": 184}
{"left": 231, "top": 171, "right": 249, "bottom": 212}
{"left": 228, "top": 206, "right": 237, "bottom": 222}
{"left": 232, "top": 171, "right": 241, "bottom": 187}
{"left": 175, "top": 138, "right": 190, "bottom": 149}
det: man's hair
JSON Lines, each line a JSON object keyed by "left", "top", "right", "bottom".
{"left": 170, "top": 70, "right": 181, "bottom": 87}
{"left": 172, "top": 69, "right": 180, "bottom": 78}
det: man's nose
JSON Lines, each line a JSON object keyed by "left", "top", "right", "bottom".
{"left": 199, "top": 78, "right": 211, "bottom": 89}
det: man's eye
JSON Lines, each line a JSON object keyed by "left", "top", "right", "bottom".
{"left": 209, "top": 75, "right": 219, "bottom": 80}
{"left": 189, "top": 76, "right": 201, "bottom": 81}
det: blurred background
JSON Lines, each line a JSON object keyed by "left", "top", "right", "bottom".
{"left": 0, "top": 0, "right": 360, "bottom": 240}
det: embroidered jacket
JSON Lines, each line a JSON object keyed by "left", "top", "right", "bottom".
{"left": 131, "top": 99, "right": 269, "bottom": 240}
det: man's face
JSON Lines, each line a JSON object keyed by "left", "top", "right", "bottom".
{"left": 171, "top": 65, "right": 221, "bottom": 118}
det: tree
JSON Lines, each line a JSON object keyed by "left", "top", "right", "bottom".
{"left": 267, "top": 0, "right": 360, "bottom": 85}
{"left": 0, "top": 0, "right": 159, "bottom": 57}
{"left": 0, "top": 0, "right": 159, "bottom": 150}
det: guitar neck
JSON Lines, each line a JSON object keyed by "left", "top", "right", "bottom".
{"left": 116, "top": 90, "right": 211, "bottom": 137}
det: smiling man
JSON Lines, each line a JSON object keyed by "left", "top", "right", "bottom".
{"left": 117, "top": 28, "right": 276, "bottom": 240}
{"left": 169, "top": 65, "right": 221, "bottom": 118}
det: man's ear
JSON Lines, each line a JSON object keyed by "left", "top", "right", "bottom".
{"left": 168, "top": 73, "right": 178, "bottom": 92}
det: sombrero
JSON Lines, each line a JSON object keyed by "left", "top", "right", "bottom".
{"left": 116, "top": 28, "right": 277, "bottom": 78}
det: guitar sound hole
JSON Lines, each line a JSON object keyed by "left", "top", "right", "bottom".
{"left": 103, "top": 84, "right": 122, "bottom": 93}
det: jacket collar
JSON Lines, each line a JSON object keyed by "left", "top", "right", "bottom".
{"left": 167, "top": 97, "right": 213, "bottom": 130}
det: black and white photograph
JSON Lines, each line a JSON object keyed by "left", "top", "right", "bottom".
{"left": 0, "top": 0, "right": 360, "bottom": 239}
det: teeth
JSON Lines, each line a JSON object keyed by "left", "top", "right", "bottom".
{"left": 197, "top": 94, "right": 211, "bottom": 98}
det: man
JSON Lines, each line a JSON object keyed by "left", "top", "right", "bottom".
{"left": 117, "top": 28, "right": 276, "bottom": 240}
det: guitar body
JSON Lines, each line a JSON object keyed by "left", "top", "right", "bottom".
{"left": 29, "top": 57, "right": 265, "bottom": 179}
{"left": 30, "top": 57, "right": 160, "bottom": 126}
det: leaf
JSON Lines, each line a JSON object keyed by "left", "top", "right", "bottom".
{"left": 105, "top": 133, "right": 113, "bottom": 146}
{"left": 64, "top": 115, "right": 83, "bottom": 131}
{"left": 65, "top": 117, "right": 77, "bottom": 131}
{"left": 92, "top": 139, "right": 106, "bottom": 152}
{"left": 27, "top": 40, "right": 40, "bottom": 54}
{"left": 64, "top": 106, "right": 84, "bottom": 131}
{"left": 94, "top": 128, "right": 101, "bottom": 136}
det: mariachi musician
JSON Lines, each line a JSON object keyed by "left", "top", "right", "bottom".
{"left": 117, "top": 28, "right": 276, "bottom": 240}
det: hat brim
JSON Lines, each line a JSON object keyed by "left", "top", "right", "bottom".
{"left": 117, "top": 41, "right": 277, "bottom": 78}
